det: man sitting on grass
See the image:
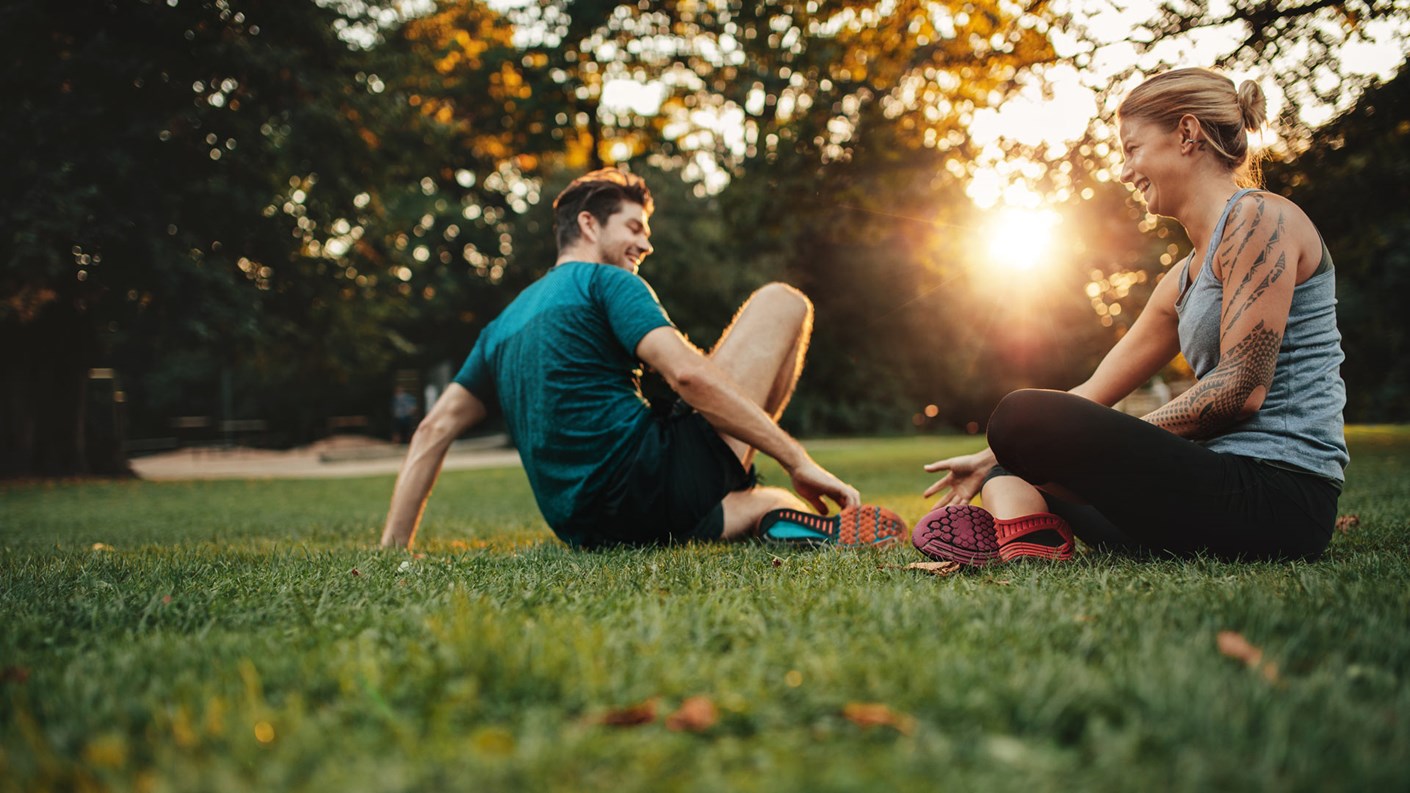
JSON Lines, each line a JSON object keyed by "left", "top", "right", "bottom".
{"left": 381, "top": 168, "right": 904, "bottom": 550}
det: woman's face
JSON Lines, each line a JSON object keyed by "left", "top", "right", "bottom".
{"left": 1118, "top": 117, "right": 1184, "bottom": 217}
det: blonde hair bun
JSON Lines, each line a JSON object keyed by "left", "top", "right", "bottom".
{"left": 1118, "top": 67, "right": 1266, "bottom": 185}
{"left": 1237, "top": 79, "right": 1267, "bottom": 131}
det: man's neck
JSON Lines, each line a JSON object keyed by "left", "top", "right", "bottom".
{"left": 555, "top": 245, "right": 599, "bottom": 267}
{"left": 555, "top": 254, "right": 634, "bottom": 273}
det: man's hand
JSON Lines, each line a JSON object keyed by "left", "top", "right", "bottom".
{"left": 636, "top": 326, "right": 857, "bottom": 512}
{"left": 921, "top": 447, "right": 997, "bottom": 508}
{"left": 788, "top": 457, "right": 861, "bottom": 514}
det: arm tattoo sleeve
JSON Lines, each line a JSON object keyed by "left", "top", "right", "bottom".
{"left": 1143, "top": 324, "right": 1282, "bottom": 439}
{"left": 1222, "top": 204, "right": 1287, "bottom": 334}
{"left": 1143, "top": 196, "right": 1289, "bottom": 438}
{"left": 1218, "top": 198, "right": 1261, "bottom": 270}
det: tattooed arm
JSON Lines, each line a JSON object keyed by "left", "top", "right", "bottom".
{"left": 1143, "top": 194, "right": 1297, "bottom": 439}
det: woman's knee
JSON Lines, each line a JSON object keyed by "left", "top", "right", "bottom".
{"left": 987, "top": 389, "right": 1059, "bottom": 459}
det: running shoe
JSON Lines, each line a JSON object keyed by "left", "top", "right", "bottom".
{"left": 758, "top": 504, "right": 906, "bottom": 547}
{"left": 911, "top": 504, "right": 1000, "bottom": 566}
{"left": 995, "top": 512, "right": 1075, "bottom": 561}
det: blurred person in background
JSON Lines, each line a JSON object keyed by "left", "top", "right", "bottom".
{"left": 390, "top": 385, "right": 419, "bottom": 444}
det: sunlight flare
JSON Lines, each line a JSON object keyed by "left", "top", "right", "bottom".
{"left": 983, "top": 207, "right": 1062, "bottom": 274}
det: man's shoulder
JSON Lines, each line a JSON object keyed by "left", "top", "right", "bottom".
{"left": 557, "top": 260, "right": 648, "bottom": 285}
{"left": 565, "top": 262, "right": 660, "bottom": 301}
{"left": 509, "top": 263, "right": 663, "bottom": 328}
{"left": 534, "top": 261, "right": 631, "bottom": 294}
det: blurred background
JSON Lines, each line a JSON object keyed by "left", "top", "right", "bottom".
{"left": 2, "top": 0, "right": 1407, "bottom": 477}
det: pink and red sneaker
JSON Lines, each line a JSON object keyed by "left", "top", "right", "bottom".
{"left": 912, "top": 505, "right": 1074, "bottom": 567}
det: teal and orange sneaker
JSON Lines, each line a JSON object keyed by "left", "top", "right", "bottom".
{"left": 758, "top": 504, "right": 906, "bottom": 547}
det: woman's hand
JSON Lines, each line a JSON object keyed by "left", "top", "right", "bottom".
{"left": 922, "top": 447, "right": 997, "bottom": 508}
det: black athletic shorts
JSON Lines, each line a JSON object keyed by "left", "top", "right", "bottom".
{"left": 556, "top": 404, "right": 757, "bottom": 549}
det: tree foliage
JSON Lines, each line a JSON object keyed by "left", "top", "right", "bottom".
{"left": 1265, "top": 61, "right": 1410, "bottom": 421}
{"left": 1, "top": 0, "right": 1406, "bottom": 477}
{"left": 1118, "top": 0, "right": 1410, "bottom": 134}
{"left": 0, "top": 0, "right": 423, "bottom": 473}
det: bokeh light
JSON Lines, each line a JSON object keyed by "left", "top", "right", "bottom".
{"left": 983, "top": 207, "right": 1062, "bottom": 274}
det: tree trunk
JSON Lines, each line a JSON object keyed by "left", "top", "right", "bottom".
{"left": 587, "top": 98, "right": 605, "bottom": 171}
{"left": 0, "top": 301, "right": 131, "bottom": 478}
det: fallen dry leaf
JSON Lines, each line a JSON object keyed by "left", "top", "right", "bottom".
{"left": 593, "top": 698, "right": 658, "bottom": 727}
{"left": 905, "top": 561, "right": 961, "bottom": 577}
{"left": 1217, "top": 631, "right": 1264, "bottom": 668}
{"left": 1335, "top": 514, "right": 1360, "bottom": 533}
{"left": 842, "top": 702, "right": 916, "bottom": 735}
{"left": 1216, "top": 631, "right": 1284, "bottom": 684}
{"left": 665, "top": 696, "right": 718, "bottom": 732}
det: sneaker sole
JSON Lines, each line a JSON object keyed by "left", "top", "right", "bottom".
{"left": 760, "top": 505, "right": 906, "bottom": 547}
{"left": 911, "top": 504, "right": 1000, "bottom": 567}
{"left": 994, "top": 513, "right": 1075, "bottom": 562}
{"left": 997, "top": 541, "right": 1074, "bottom": 562}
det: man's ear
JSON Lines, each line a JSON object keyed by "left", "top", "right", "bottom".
{"left": 577, "top": 210, "right": 599, "bottom": 243}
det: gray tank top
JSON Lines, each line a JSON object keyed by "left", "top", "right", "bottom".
{"left": 1175, "top": 188, "right": 1349, "bottom": 483}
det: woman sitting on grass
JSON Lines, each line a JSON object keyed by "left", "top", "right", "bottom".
{"left": 915, "top": 67, "right": 1348, "bottom": 565}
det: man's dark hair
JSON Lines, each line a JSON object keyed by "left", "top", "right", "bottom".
{"left": 552, "top": 168, "right": 654, "bottom": 251}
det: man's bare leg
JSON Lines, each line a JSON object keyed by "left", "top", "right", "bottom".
{"left": 707, "top": 282, "right": 813, "bottom": 467}
{"left": 718, "top": 487, "right": 810, "bottom": 540}
{"left": 703, "top": 283, "right": 817, "bottom": 536}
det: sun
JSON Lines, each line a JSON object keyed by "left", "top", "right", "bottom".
{"left": 984, "top": 207, "right": 1061, "bottom": 273}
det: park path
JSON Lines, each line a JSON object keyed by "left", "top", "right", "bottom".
{"left": 129, "top": 435, "right": 520, "bottom": 481}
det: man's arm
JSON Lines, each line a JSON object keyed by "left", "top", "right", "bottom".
{"left": 380, "top": 383, "right": 488, "bottom": 549}
{"left": 635, "top": 326, "right": 859, "bottom": 512}
{"left": 1142, "top": 195, "right": 1295, "bottom": 439}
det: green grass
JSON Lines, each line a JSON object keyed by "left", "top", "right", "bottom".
{"left": 3, "top": 428, "right": 1409, "bottom": 792}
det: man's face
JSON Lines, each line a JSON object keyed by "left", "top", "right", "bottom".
{"left": 592, "top": 202, "right": 653, "bottom": 274}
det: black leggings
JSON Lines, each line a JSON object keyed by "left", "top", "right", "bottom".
{"left": 985, "top": 390, "right": 1339, "bottom": 561}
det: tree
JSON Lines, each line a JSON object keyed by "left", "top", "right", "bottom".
{"left": 1112, "top": 0, "right": 1410, "bottom": 135}
{"left": 0, "top": 0, "right": 411, "bottom": 475}
{"left": 374, "top": 0, "right": 1072, "bottom": 435}
{"left": 1007, "top": 1, "right": 1410, "bottom": 425}
{"left": 619, "top": 0, "right": 1068, "bottom": 432}
{"left": 1265, "top": 60, "right": 1410, "bottom": 421}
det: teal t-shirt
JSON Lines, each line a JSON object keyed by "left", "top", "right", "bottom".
{"left": 453, "top": 261, "right": 675, "bottom": 533}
